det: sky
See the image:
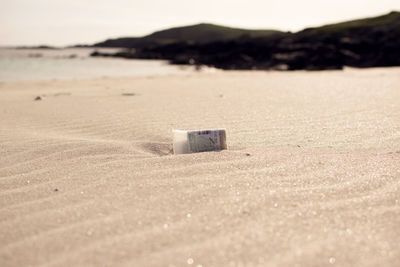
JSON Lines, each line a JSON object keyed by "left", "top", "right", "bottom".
{"left": 1, "top": 0, "right": 400, "bottom": 46}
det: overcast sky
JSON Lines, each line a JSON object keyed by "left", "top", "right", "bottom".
{"left": 1, "top": 0, "right": 400, "bottom": 46}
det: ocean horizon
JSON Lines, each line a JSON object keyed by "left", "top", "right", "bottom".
{"left": 0, "top": 47, "right": 196, "bottom": 82}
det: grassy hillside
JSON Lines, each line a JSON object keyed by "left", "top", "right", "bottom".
{"left": 300, "top": 11, "right": 400, "bottom": 35}
{"left": 144, "top": 23, "right": 281, "bottom": 43}
{"left": 92, "top": 11, "right": 400, "bottom": 70}
{"left": 94, "top": 23, "right": 282, "bottom": 48}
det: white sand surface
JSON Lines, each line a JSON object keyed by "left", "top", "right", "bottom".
{"left": 0, "top": 68, "right": 399, "bottom": 267}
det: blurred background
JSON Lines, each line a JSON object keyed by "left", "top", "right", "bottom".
{"left": 1, "top": 0, "right": 400, "bottom": 80}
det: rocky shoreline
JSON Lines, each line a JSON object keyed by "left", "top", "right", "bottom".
{"left": 91, "top": 11, "right": 400, "bottom": 71}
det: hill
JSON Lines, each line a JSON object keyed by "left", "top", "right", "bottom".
{"left": 301, "top": 10, "right": 400, "bottom": 35}
{"left": 92, "top": 11, "right": 400, "bottom": 70}
{"left": 94, "top": 23, "right": 282, "bottom": 48}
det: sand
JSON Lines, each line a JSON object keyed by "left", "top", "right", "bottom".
{"left": 0, "top": 68, "right": 399, "bottom": 267}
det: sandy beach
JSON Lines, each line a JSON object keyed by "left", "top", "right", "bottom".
{"left": 1, "top": 68, "right": 399, "bottom": 267}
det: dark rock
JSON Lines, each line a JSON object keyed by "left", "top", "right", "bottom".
{"left": 121, "top": 93, "right": 136, "bottom": 96}
{"left": 91, "top": 11, "right": 400, "bottom": 71}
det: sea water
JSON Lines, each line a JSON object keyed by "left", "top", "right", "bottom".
{"left": 0, "top": 47, "right": 195, "bottom": 82}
